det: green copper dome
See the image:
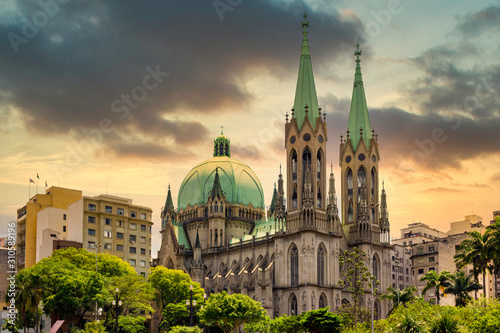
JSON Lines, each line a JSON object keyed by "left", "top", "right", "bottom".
{"left": 177, "top": 156, "right": 265, "bottom": 210}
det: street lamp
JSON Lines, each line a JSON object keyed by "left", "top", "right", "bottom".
{"left": 202, "top": 293, "right": 207, "bottom": 333}
{"left": 187, "top": 285, "right": 194, "bottom": 327}
{"left": 112, "top": 288, "right": 122, "bottom": 333}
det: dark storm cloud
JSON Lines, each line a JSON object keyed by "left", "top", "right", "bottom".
{"left": 455, "top": 5, "right": 500, "bottom": 38}
{"left": 0, "top": 0, "right": 363, "bottom": 159}
{"left": 108, "top": 142, "right": 193, "bottom": 162}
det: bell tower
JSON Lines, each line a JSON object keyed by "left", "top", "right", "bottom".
{"left": 339, "top": 43, "right": 383, "bottom": 244}
{"left": 285, "top": 13, "right": 328, "bottom": 233}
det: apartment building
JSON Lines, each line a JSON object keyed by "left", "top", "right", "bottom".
{"left": 16, "top": 186, "right": 153, "bottom": 277}
{"left": 16, "top": 186, "right": 83, "bottom": 270}
{"left": 68, "top": 194, "right": 153, "bottom": 277}
{"left": 392, "top": 222, "right": 448, "bottom": 247}
{"left": 391, "top": 244, "right": 412, "bottom": 291}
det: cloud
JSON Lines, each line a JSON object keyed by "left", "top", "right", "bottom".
{"left": 421, "top": 187, "right": 463, "bottom": 193}
{"left": 0, "top": 0, "right": 364, "bottom": 159}
{"left": 492, "top": 172, "right": 500, "bottom": 183}
{"left": 454, "top": 5, "right": 500, "bottom": 38}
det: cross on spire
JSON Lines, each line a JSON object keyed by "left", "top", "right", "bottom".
{"left": 221, "top": 125, "right": 224, "bottom": 135}
{"left": 355, "top": 41, "right": 362, "bottom": 64}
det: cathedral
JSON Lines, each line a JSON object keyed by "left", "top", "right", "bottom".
{"left": 156, "top": 14, "right": 392, "bottom": 320}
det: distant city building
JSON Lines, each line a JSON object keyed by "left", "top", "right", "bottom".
{"left": 448, "top": 214, "right": 484, "bottom": 235}
{"left": 391, "top": 244, "right": 412, "bottom": 291}
{"left": 392, "top": 222, "right": 447, "bottom": 247}
{"left": 16, "top": 186, "right": 153, "bottom": 276}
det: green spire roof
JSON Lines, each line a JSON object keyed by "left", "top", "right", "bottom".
{"left": 162, "top": 184, "right": 174, "bottom": 215}
{"left": 347, "top": 42, "right": 372, "bottom": 150}
{"left": 269, "top": 182, "right": 277, "bottom": 215}
{"left": 210, "top": 168, "right": 224, "bottom": 199}
{"left": 293, "top": 13, "right": 319, "bottom": 131}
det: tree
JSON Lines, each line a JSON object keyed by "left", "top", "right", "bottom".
{"left": 420, "top": 270, "right": 452, "bottom": 305}
{"left": 444, "top": 270, "right": 482, "bottom": 307}
{"left": 428, "top": 311, "right": 464, "bottom": 333}
{"left": 300, "top": 307, "right": 341, "bottom": 333}
{"left": 454, "top": 230, "right": 492, "bottom": 297}
{"left": 338, "top": 247, "right": 376, "bottom": 328}
{"left": 160, "top": 303, "right": 189, "bottom": 332}
{"left": 486, "top": 217, "right": 500, "bottom": 298}
{"left": 269, "top": 314, "right": 303, "bottom": 333}
{"left": 148, "top": 267, "right": 205, "bottom": 330}
{"left": 118, "top": 316, "right": 147, "bottom": 333}
{"left": 198, "top": 291, "right": 266, "bottom": 333}
{"left": 169, "top": 327, "right": 203, "bottom": 333}
{"left": 381, "top": 285, "right": 417, "bottom": 314}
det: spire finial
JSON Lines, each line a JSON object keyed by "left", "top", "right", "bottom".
{"left": 355, "top": 41, "right": 362, "bottom": 63}
{"left": 331, "top": 162, "right": 333, "bottom": 174}
{"left": 302, "top": 12, "right": 309, "bottom": 31}
{"left": 168, "top": 183, "right": 170, "bottom": 191}
{"left": 382, "top": 180, "right": 385, "bottom": 190}
{"left": 221, "top": 125, "right": 224, "bottom": 135}
{"left": 279, "top": 163, "right": 282, "bottom": 174}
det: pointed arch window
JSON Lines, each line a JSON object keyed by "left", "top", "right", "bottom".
{"left": 347, "top": 168, "right": 353, "bottom": 200}
{"left": 220, "top": 230, "right": 223, "bottom": 246}
{"left": 317, "top": 245, "right": 325, "bottom": 286}
{"left": 290, "top": 294, "right": 298, "bottom": 316}
{"left": 373, "top": 255, "right": 379, "bottom": 282}
{"left": 319, "top": 294, "right": 326, "bottom": 309}
{"left": 167, "top": 258, "right": 174, "bottom": 269}
{"left": 357, "top": 167, "right": 366, "bottom": 195}
{"left": 291, "top": 150, "right": 297, "bottom": 182}
{"left": 302, "top": 149, "right": 312, "bottom": 187}
{"left": 214, "top": 229, "right": 218, "bottom": 246}
{"left": 290, "top": 244, "right": 299, "bottom": 287}
{"left": 348, "top": 200, "right": 354, "bottom": 222}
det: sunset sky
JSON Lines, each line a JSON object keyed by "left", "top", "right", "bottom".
{"left": 0, "top": 0, "right": 499, "bottom": 253}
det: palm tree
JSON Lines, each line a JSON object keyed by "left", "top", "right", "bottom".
{"left": 381, "top": 285, "right": 417, "bottom": 314}
{"left": 420, "top": 270, "right": 452, "bottom": 305}
{"left": 444, "top": 270, "right": 482, "bottom": 307}
{"left": 486, "top": 217, "right": 500, "bottom": 298}
{"left": 454, "top": 230, "right": 492, "bottom": 297}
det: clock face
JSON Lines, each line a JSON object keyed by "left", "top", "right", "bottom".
{"left": 290, "top": 136, "right": 296, "bottom": 144}
{"left": 372, "top": 155, "right": 376, "bottom": 162}
{"left": 318, "top": 135, "right": 324, "bottom": 143}
{"left": 346, "top": 156, "right": 351, "bottom": 163}
{"left": 358, "top": 154, "right": 366, "bottom": 161}
{"left": 303, "top": 133, "right": 311, "bottom": 141}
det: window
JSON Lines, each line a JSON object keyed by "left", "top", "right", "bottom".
{"left": 140, "top": 260, "right": 146, "bottom": 267}
{"left": 130, "top": 223, "right": 137, "bottom": 230}
{"left": 130, "top": 259, "right": 136, "bottom": 266}
{"left": 105, "top": 218, "right": 112, "bottom": 225}
{"left": 149, "top": 226, "right": 152, "bottom": 233}
{"left": 417, "top": 247, "right": 424, "bottom": 254}
{"left": 88, "top": 216, "right": 96, "bottom": 223}
{"left": 417, "top": 258, "right": 424, "bottom": 264}
{"left": 117, "top": 232, "right": 124, "bottom": 239}
{"left": 141, "top": 213, "right": 146, "bottom": 219}
{"left": 409, "top": 241, "right": 413, "bottom": 246}
{"left": 319, "top": 294, "right": 326, "bottom": 308}
{"left": 63, "top": 214, "right": 66, "bottom": 220}
{"left": 403, "top": 241, "right": 407, "bottom": 246}
{"left": 428, "top": 246, "right": 435, "bottom": 253}
{"left": 104, "top": 243, "right": 112, "bottom": 250}
{"left": 63, "top": 226, "right": 66, "bottom": 232}
{"left": 141, "top": 224, "right": 146, "bottom": 231}
{"left": 88, "top": 241, "right": 96, "bottom": 248}
{"left": 290, "top": 294, "right": 298, "bottom": 316}
{"left": 140, "top": 236, "right": 146, "bottom": 244}
{"left": 88, "top": 203, "right": 96, "bottom": 211}
{"left": 104, "top": 230, "right": 112, "bottom": 238}
{"left": 429, "top": 267, "right": 435, "bottom": 271}
{"left": 117, "top": 220, "right": 123, "bottom": 227}
{"left": 149, "top": 238, "right": 151, "bottom": 244}
{"left": 116, "top": 244, "right": 123, "bottom": 251}
{"left": 88, "top": 229, "right": 96, "bottom": 236}
{"left": 130, "top": 235, "right": 137, "bottom": 243}
{"left": 429, "top": 257, "right": 435, "bottom": 262}
{"left": 140, "top": 248, "right": 146, "bottom": 255}
{"left": 130, "top": 247, "right": 136, "bottom": 254}
{"left": 117, "top": 208, "right": 124, "bottom": 215}
{"left": 105, "top": 206, "right": 112, "bottom": 213}
{"left": 290, "top": 244, "right": 299, "bottom": 287}
{"left": 140, "top": 272, "right": 146, "bottom": 277}
{"left": 317, "top": 246, "right": 325, "bottom": 286}
{"left": 418, "top": 268, "right": 424, "bottom": 274}
{"left": 392, "top": 274, "right": 395, "bottom": 279}
{"left": 130, "top": 211, "right": 137, "bottom": 218}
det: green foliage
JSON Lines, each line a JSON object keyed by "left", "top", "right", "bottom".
{"left": 444, "top": 271, "right": 482, "bottom": 307}
{"left": 148, "top": 266, "right": 204, "bottom": 330}
{"left": 244, "top": 316, "right": 271, "bottom": 333}
{"left": 169, "top": 326, "right": 203, "bottom": 333}
{"left": 198, "top": 291, "right": 266, "bottom": 333}
{"left": 381, "top": 285, "right": 418, "bottom": 314}
{"left": 334, "top": 304, "right": 371, "bottom": 330}
{"left": 338, "top": 247, "right": 376, "bottom": 328}
{"left": 458, "top": 297, "right": 500, "bottom": 332}
{"left": 80, "top": 321, "right": 107, "bottom": 333}
{"left": 118, "top": 315, "right": 147, "bottom": 333}
{"left": 161, "top": 303, "right": 190, "bottom": 332}
{"left": 300, "top": 307, "right": 341, "bottom": 333}
{"left": 391, "top": 309, "right": 427, "bottom": 333}
{"left": 375, "top": 299, "right": 437, "bottom": 333}
{"left": 269, "top": 314, "right": 303, "bottom": 333}
{"left": 420, "top": 270, "right": 452, "bottom": 305}
{"left": 429, "top": 310, "right": 466, "bottom": 333}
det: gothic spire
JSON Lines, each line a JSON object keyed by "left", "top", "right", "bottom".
{"left": 210, "top": 168, "right": 224, "bottom": 199}
{"left": 293, "top": 13, "right": 319, "bottom": 131}
{"left": 195, "top": 228, "right": 201, "bottom": 248}
{"left": 269, "top": 182, "right": 278, "bottom": 216}
{"left": 347, "top": 42, "right": 372, "bottom": 150}
{"left": 380, "top": 182, "right": 388, "bottom": 221}
{"left": 162, "top": 184, "right": 174, "bottom": 215}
